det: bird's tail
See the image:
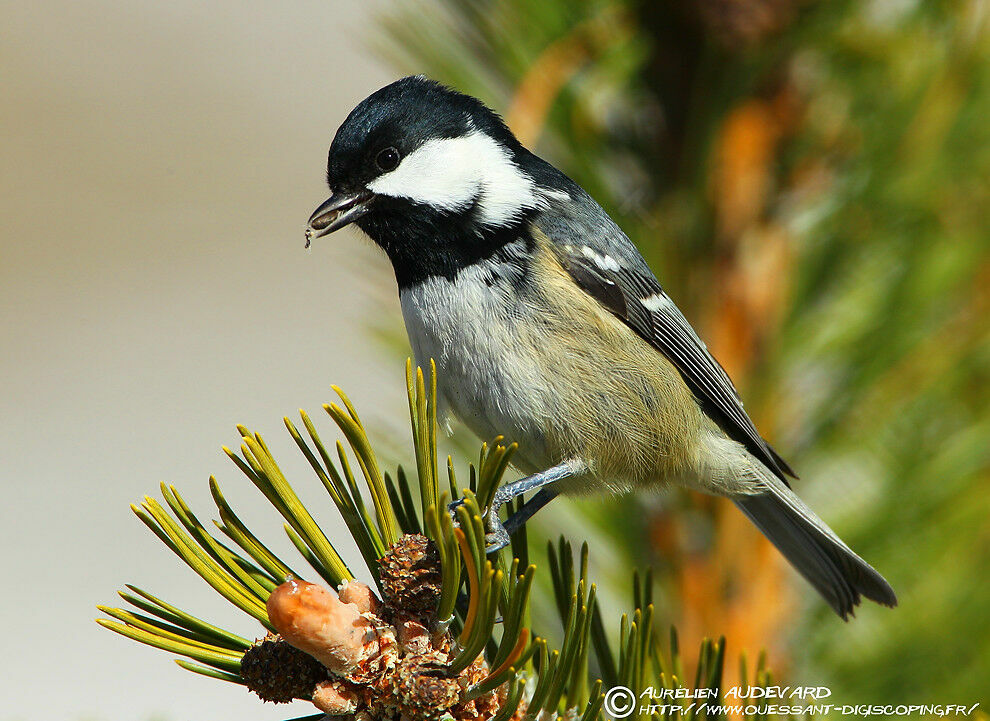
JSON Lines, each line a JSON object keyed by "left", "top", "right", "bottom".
{"left": 733, "top": 476, "right": 897, "bottom": 619}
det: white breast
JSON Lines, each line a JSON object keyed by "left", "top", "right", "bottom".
{"left": 398, "top": 256, "right": 557, "bottom": 472}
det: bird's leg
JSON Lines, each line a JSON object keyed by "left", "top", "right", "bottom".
{"left": 485, "top": 469, "right": 570, "bottom": 552}
{"left": 449, "top": 460, "right": 576, "bottom": 553}
{"left": 500, "top": 485, "right": 561, "bottom": 535}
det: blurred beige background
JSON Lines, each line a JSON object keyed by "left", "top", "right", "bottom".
{"left": 0, "top": 1, "right": 410, "bottom": 718}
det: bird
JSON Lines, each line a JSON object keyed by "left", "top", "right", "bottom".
{"left": 305, "top": 75, "right": 896, "bottom": 619}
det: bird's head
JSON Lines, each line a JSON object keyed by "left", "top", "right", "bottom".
{"left": 306, "top": 76, "right": 566, "bottom": 284}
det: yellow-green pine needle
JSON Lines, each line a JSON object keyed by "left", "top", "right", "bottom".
{"left": 446, "top": 456, "right": 459, "bottom": 504}
{"left": 161, "top": 484, "right": 272, "bottom": 601}
{"left": 240, "top": 434, "right": 352, "bottom": 584}
{"left": 407, "top": 360, "right": 440, "bottom": 519}
{"left": 545, "top": 590, "right": 583, "bottom": 713}
{"left": 426, "top": 502, "right": 460, "bottom": 623}
{"left": 491, "top": 564, "right": 535, "bottom": 671}
{"left": 285, "top": 414, "right": 353, "bottom": 514}
{"left": 426, "top": 360, "right": 440, "bottom": 511}
{"left": 283, "top": 522, "right": 337, "bottom": 584}
{"left": 175, "top": 659, "right": 245, "bottom": 685}
{"left": 120, "top": 585, "right": 252, "bottom": 650}
{"left": 293, "top": 411, "right": 349, "bottom": 507}
{"left": 529, "top": 644, "right": 558, "bottom": 713}
{"left": 98, "top": 606, "right": 228, "bottom": 654}
{"left": 326, "top": 390, "right": 400, "bottom": 547}
{"left": 140, "top": 493, "right": 267, "bottom": 610}
{"left": 96, "top": 618, "right": 243, "bottom": 673}
{"left": 383, "top": 471, "right": 412, "bottom": 532}
{"left": 211, "top": 479, "right": 300, "bottom": 583}
{"left": 580, "top": 680, "right": 605, "bottom": 721}
{"left": 334, "top": 440, "right": 387, "bottom": 559}
{"left": 490, "top": 676, "right": 525, "bottom": 721}
{"left": 290, "top": 412, "right": 385, "bottom": 571}
{"left": 395, "top": 465, "right": 423, "bottom": 534}
{"left": 671, "top": 625, "right": 684, "bottom": 681}
{"left": 133, "top": 499, "right": 270, "bottom": 626}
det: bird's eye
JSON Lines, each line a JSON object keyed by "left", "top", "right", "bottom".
{"left": 375, "top": 146, "right": 400, "bottom": 172}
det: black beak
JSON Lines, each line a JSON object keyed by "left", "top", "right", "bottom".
{"left": 305, "top": 189, "right": 375, "bottom": 247}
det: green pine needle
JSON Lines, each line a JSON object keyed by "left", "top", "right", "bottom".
{"left": 97, "top": 362, "right": 784, "bottom": 720}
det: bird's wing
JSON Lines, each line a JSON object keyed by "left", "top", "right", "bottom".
{"left": 545, "top": 235, "right": 796, "bottom": 483}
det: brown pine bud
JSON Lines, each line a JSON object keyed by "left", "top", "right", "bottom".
{"left": 379, "top": 534, "right": 442, "bottom": 617}
{"left": 239, "top": 632, "right": 329, "bottom": 703}
{"left": 393, "top": 657, "right": 462, "bottom": 716}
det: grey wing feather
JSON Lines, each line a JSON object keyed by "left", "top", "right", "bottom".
{"left": 641, "top": 287, "right": 797, "bottom": 481}
{"left": 536, "top": 205, "right": 796, "bottom": 482}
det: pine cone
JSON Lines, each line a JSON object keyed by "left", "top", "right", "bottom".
{"left": 379, "top": 534, "right": 442, "bottom": 617}
{"left": 392, "top": 657, "right": 462, "bottom": 716}
{"left": 240, "top": 632, "right": 330, "bottom": 703}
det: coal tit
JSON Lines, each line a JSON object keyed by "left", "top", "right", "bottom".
{"left": 306, "top": 76, "right": 896, "bottom": 619}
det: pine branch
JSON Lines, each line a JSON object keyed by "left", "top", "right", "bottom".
{"left": 98, "top": 362, "right": 786, "bottom": 719}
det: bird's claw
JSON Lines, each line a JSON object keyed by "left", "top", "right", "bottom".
{"left": 447, "top": 498, "right": 508, "bottom": 554}
{"left": 447, "top": 497, "right": 492, "bottom": 524}
{"left": 447, "top": 497, "right": 465, "bottom": 524}
{"left": 484, "top": 517, "right": 510, "bottom": 554}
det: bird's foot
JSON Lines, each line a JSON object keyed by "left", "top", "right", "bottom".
{"left": 447, "top": 496, "right": 490, "bottom": 523}
{"left": 447, "top": 497, "right": 466, "bottom": 523}
{"left": 484, "top": 516, "right": 511, "bottom": 554}
{"left": 447, "top": 460, "right": 577, "bottom": 555}
{"left": 447, "top": 497, "right": 508, "bottom": 554}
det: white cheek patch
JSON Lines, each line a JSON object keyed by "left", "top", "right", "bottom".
{"left": 367, "top": 131, "right": 543, "bottom": 227}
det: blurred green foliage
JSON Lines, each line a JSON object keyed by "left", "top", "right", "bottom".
{"left": 379, "top": 0, "right": 990, "bottom": 708}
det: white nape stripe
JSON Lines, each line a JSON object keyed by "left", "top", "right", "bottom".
{"left": 367, "top": 131, "right": 543, "bottom": 227}
{"left": 540, "top": 188, "right": 570, "bottom": 202}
